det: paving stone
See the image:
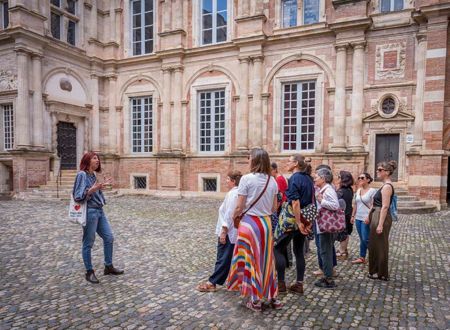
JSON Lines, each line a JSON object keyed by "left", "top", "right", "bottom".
{"left": 0, "top": 197, "right": 449, "bottom": 329}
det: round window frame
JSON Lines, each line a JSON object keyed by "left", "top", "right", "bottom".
{"left": 378, "top": 94, "right": 399, "bottom": 119}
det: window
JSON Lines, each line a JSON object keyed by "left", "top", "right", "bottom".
{"left": 67, "top": 20, "right": 76, "bottom": 45}
{"left": 133, "top": 176, "right": 147, "bottom": 189}
{"left": 131, "top": 0, "right": 154, "bottom": 55}
{"left": 282, "top": 0, "right": 297, "bottom": 28}
{"left": 2, "top": 104, "right": 14, "bottom": 150}
{"left": 131, "top": 96, "right": 153, "bottom": 153}
{"left": 199, "top": 90, "right": 225, "bottom": 152}
{"left": 380, "top": 0, "right": 403, "bottom": 12}
{"left": 1, "top": 1, "right": 8, "bottom": 29}
{"left": 66, "top": 0, "right": 76, "bottom": 14}
{"left": 50, "top": 0, "right": 60, "bottom": 6}
{"left": 381, "top": 97, "right": 396, "bottom": 115}
{"left": 303, "top": 0, "right": 319, "bottom": 24}
{"left": 51, "top": 12, "right": 61, "bottom": 39}
{"left": 201, "top": 0, "right": 227, "bottom": 45}
{"left": 282, "top": 81, "right": 316, "bottom": 151}
{"left": 203, "top": 178, "right": 217, "bottom": 192}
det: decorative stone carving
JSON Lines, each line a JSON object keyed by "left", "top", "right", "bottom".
{"left": 59, "top": 77, "right": 73, "bottom": 92}
{"left": 375, "top": 42, "right": 406, "bottom": 80}
{"left": 369, "top": 93, "right": 409, "bottom": 119}
{"left": 0, "top": 70, "right": 18, "bottom": 90}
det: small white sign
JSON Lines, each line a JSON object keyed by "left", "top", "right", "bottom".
{"left": 406, "top": 134, "right": 414, "bottom": 143}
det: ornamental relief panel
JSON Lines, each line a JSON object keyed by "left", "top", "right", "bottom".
{"left": 0, "top": 70, "right": 18, "bottom": 91}
{"left": 375, "top": 42, "right": 406, "bottom": 80}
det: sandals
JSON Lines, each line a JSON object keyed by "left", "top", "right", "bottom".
{"left": 367, "top": 273, "right": 378, "bottom": 280}
{"left": 367, "top": 273, "right": 389, "bottom": 281}
{"left": 337, "top": 250, "right": 349, "bottom": 260}
{"left": 351, "top": 257, "right": 366, "bottom": 264}
{"left": 196, "top": 281, "right": 217, "bottom": 292}
{"left": 246, "top": 300, "right": 262, "bottom": 312}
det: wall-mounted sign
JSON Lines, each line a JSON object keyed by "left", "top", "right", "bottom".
{"left": 406, "top": 134, "right": 414, "bottom": 143}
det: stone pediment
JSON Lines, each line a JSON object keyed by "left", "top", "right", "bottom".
{"left": 363, "top": 110, "right": 415, "bottom": 123}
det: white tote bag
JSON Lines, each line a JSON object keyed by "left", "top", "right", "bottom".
{"left": 68, "top": 195, "right": 87, "bottom": 226}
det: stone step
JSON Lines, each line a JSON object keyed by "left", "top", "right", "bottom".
{"left": 398, "top": 205, "right": 437, "bottom": 214}
{"left": 396, "top": 196, "right": 418, "bottom": 202}
{"left": 0, "top": 193, "right": 12, "bottom": 201}
{"left": 398, "top": 201, "right": 426, "bottom": 208}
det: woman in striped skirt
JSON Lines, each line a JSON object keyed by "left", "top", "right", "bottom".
{"left": 226, "top": 148, "right": 282, "bottom": 312}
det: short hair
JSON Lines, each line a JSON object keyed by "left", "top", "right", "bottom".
{"left": 249, "top": 148, "right": 271, "bottom": 175}
{"left": 315, "top": 164, "right": 331, "bottom": 171}
{"left": 317, "top": 168, "right": 333, "bottom": 184}
{"left": 79, "top": 151, "right": 102, "bottom": 172}
{"left": 291, "top": 154, "right": 312, "bottom": 175}
{"left": 339, "top": 170, "right": 354, "bottom": 188}
{"left": 227, "top": 170, "right": 242, "bottom": 186}
{"left": 271, "top": 162, "right": 278, "bottom": 170}
{"left": 377, "top": 160, "right": 398, "bottom": 176}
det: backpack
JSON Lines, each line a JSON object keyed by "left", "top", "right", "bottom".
{"left": 390, "top": 194, "right": 398, "bottom": 222}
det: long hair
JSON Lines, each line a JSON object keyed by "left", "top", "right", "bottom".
{"left": 339, "top": 170, "right": 354, "bottom": 188}
{"left": 79, "top": 151, "right": 102, "bottom": 172}
{"left": 291, "top": 154, "right": 312, "bottom": 175}
{"left": 249, "top": 148, "right": 271, "bottom": 175}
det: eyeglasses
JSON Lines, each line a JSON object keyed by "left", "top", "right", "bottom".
{"left": 358, "top": 176, "right": 366, "bottom": 180}
{"left": 376, "top": 168, "right": 386, "bottom": 172}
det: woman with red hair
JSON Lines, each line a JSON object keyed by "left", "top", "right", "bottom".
{"left": 73, "top": 152, "right": 124, "bottom": 284}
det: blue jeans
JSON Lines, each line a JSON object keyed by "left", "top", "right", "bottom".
{"left": 208, "top": 236, "right": 235, "bottom": 285}
{"left": 314, "top": 223, "right": 337, "bottom": 269}
{"left": 82, "top": 208, "right": 114, "bottom": 271}
{"left": 355, "top": 220, "right": 370, "bottom": 258}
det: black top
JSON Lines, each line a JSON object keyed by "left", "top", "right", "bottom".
{"left": 373, "top": 183, "right": 394, "bottom": 207}
{"left": 286, "top": 171, "right": 314, "bottom": 209}
{"left": 337, "top": 186, "right": 354, "bottom": 219}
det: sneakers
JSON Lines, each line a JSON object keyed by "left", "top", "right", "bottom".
{"left": 85, "top": 270, "right": 100, "bottom": 284}
{"left": 288, "top": 282, "right": 304, "bottom": 294}
{"left": 278, "top": 281, "right": 287, "bottom": 293}
{"left": 314, "top": 277, "right": 336, "bottom": 289}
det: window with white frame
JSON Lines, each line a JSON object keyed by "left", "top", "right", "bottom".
{"left": 201, "top": 0, "right": 227, "bottom": 45}
{"left": 131, "top": 0, "right": 154, "bottom": 55}
{"left": 1, "top": 1, "right": 9, "bottom": 29}
{"left": 380, "top": 0, "right": 403, "bottom": 12}
{"left": 199, "top": 90, "right": 225, "bottom": 152}
{"left": 2, "top": 104, "right": 14, "bottom": 150}
{"left": 50, "top": 0, "right": 79, "bottom": 45}
{"left": 281, "top": 0, "right": 319, "bottom": 28}
{"left": 131, "top": 96, "right": 153, "bottom": 153}
{"left": 282, "top": 81, "right": 316, "bottom": 151}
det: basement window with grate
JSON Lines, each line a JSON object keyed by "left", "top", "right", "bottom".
{"left": 133, "top": 176, "right": 147, "bottom": 189}
{"left": 203, "top": 178, "right": 217, "bottom": 192}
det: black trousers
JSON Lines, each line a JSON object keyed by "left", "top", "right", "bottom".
{"left": 274, "top": 231, "right": 306, "bottom": 282}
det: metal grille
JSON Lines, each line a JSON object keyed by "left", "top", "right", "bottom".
{"left": 199, "top": 90, "right": 225, "bottom": 152}
{"left": 2, "top": 104, "right": 13, "bottom": 150}
{"left": 133, "top": 176, "right": 147, "bottom": 189}
{"left": 382, "top": 97, "right": 395, "bottom": 115}
{"left": 202, "top": 0, "right": 227, "bottom": 45}
{"left": 57, "top": 122, "right": 77, "bottom": 169}
{"left": 282, "top": 81, "right": 316, "bottom": 151}
{"left": 131, "top": 96, "right": 153, "bottom": 153}
{"left": 131, "top": 0, "right": 154, "bottom": 55}
{"left": 203, "top": 178, "right": 217, "bottom": 192}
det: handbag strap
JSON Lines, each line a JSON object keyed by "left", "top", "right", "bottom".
{"left": 358, "top": 189, "right": 371, "bottom": 210}
{"left": 242, "top": 175, "right": 271, "bottom": 216}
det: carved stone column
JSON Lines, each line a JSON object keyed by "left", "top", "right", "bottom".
{"left": 15, "top": 48, "right": 31, "bottom": 148}
{"left": 236, "top": 57, "right": 249, "bottom": 151}
{"left": 349, "top": 42, "right": 365, "bottom": 151}
{"left": 108, "top": 75, "right": 117, "bottom": 154}
{"left": 160, "top": 68, "right": 172, "bottom": 152}
{"left": 32, "top": 53, "right": 44, "bottom": 148}
{"left": 171, "top": 66, "right": 183, "bottom": 152}
{"left": 250, "top": 56, "right": 263, "bottom": 148}
{"left": 331, "top": 44, "right": 347, "bottom": 151}
{"left": 412, "top": 34, "right": 427, "bottom": 149}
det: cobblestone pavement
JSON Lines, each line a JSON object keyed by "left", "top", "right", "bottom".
{"left": 0, "top": 196, "right": 449, "bottom": 330}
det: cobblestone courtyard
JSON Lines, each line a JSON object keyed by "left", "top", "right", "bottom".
{"left": 0, "top": 196, "right": 449, "bottom": 329}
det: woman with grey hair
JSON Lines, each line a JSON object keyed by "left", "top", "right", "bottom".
{"left": 313, "top": 168, "right": 340, "bottom": 288}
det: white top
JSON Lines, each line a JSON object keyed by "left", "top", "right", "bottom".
{"left": 315, "top": 183, "right": 340, "bottom": 234}
{"left": 215, "top": 187, "right": 239, "bottom": 244}
{"left": 237, "top": 173, "right": 278, "bottom": 216}
{"left": 354, "top": 187, "right": 377, "bottom": 221}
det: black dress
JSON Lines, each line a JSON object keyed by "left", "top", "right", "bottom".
{"left": 337, "top": 186, "right": 354, "bottom": 236}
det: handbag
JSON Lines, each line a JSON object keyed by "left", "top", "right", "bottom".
{"left": 233, "top": 175, "right": 271, "bottom": 228}
{"left": 316, "top": 187, "right": 345, "bottom": 233}
{"left": 68, "top": 195, "right": 87, "bottom": 226}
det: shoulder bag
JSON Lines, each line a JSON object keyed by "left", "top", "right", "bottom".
{"left": 317, "top": 187, "right": 346, "bottom": 233}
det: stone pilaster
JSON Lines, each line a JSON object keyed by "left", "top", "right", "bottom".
{"left": 109, "top": 0, "right": 116, "bottom": 42}
{"left": 171, "top": 66, "right": 183, "bottom": 152}
{"left": 108, "top": 75, "right": 117, "bottom": 154}
{"left": 31, "top": 53, "right": 44, "bottom": 148}
{"left": 90, "top": 0, "right": 97, "bottom": 40}
{"left": 162, "top": 0, "right": 171, "bottom": 32}
{"left": 236, "top": 57, "right": 249, "bottom": 151}
{"left": 349, "top": 42, "right": 365, "bottom": 151}
{"left": 15, "top": 48, "right": 31, "bottom": 148}
{"left": 160, "top": 68, "right": 172, "bottom": 152}
{"left": 250, "top": 56, "right": 263, "bottom": 148}
{"left": 331, "top": 44, "right": 347, "bottom": 152}
{"left": 90, "top": 73, "right": 100, "bottom": 152}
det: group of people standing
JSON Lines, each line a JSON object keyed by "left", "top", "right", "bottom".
{"left": 197, "top": 148, "right": 397, "bottom": 312}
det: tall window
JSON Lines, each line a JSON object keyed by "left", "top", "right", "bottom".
{"left": 282, "top": 0, "right": 297, "bottom": 28}
{"left": 2, "top": 104, "right": 14, "bottom": 150}
{"left": 131, "top": 0, "right": 154, "bottom": 55}
{"left": 380, "top": 0, "right": 403, "bottom": 12}
{"left": 199, "top": 90, "right": 225, "bottom": 152}
{"left": 1, "top": 1, "right": 9, "bottom": 29}
{"left": 303, "top": 0, "right": 319, "bottom": 24}
{"left": 131, "top": 97, "right": 153, "bottom": 153}
{"left": 201, "top": 0, "right": 227, "bottom": 45}
{"left": 282, "top": 81, "right": 316, "bottom": 151}
{"left": 50, "top": 12, "right": 61, "bottom": 39}
{"left": 282, "top": 0, "right": 319, "bottom": 27}
{"left": 67, "top": 20, "right": 76, "bottom": 45}
{"left": 50, "top": 0, "right": 78, "bottom": 46}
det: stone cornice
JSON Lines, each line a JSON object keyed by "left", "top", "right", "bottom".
{"left": 329, "top": 18, "right": 372, "bottom": 32}
{"left": 332, "top": 0, "right": 368, "bottom": 7}
{"left": 158, "top": 29, "right": 187, "bottom": 37}
{"left": 235, "top": 14, "right": 267, "bottom": 23}
{"left": 420, "top": 2, "right": 450, "bottom": 18}
{"left": 8, "top": 4, "right": 47, "bottom": 21}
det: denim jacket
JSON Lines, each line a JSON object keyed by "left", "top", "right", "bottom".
{"left": 72, "top": 171, "right": 106, "bottom": 209}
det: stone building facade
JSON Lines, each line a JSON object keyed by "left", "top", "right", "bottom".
{"left": 0, "top": 0, "right": 449, "bottom": 208}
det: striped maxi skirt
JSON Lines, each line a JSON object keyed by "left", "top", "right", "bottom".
{"left": 226, "top": 214, "right": 278, "bottom": 301}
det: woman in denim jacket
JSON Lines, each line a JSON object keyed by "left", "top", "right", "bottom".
{"left": 72, "top": 152, "right": 124, "bottom": 284}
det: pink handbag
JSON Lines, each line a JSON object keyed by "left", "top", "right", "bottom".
{"left": 317, "top": 207, "right": 346, "bottom": 233}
